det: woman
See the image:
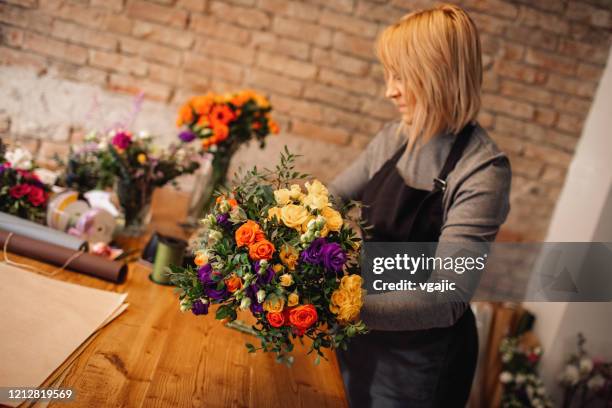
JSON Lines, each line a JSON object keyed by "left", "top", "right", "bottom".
{"left": 329, "top": 4, "right": 511, "bottom": 408}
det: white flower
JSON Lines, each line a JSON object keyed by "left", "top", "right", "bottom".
{"left": 256, "top": 290, "right": 266, "bottom": 304}
{"left": 179, "top": 298, "right": 192, "bottom": 312}
{"left": 137, "top": 130, "right": 152, "bottom": 140}
{"left": 516, "top": 374, "right": 526, "bottom": 384}
{"left": 500, "top": 371, "right": 513, "bottom": 384}
{"left": 501, "top": 353, "right": 512, "bottom": 363}
{"left": 560, "top": 364, "right": 580, "bottom": 385}
{"left": 258, "top": 259, "right": 268, "bottom": 270}
{"left": 579, "top": 357, "right": 593, "bottom": 375}
{"left": 33, "top": 168, "right": 58, "bottom": 186}
{"left": 239, "top": 297, "right": 251, "bottom": 310}
{"left": 6, "top": 147, "right": 33, "bottom": 170}
{"left": 587, "top": 374, "right": 605, "bottom": 390}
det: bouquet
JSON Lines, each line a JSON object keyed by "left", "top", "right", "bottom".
{"left": 0, "top": 141, "right": 52, "bottom": 223}
{"left": 176, "top": 90, "right": 280, "bottom": 223}
{"left": 59, "top": 129, "right": 200, "bottom": 234}
{"left": 170, "top": 149, "right": 368, "bottom": 364}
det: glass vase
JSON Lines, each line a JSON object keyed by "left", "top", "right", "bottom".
{"left": 116, "top": 178, "right": 154, "bottom": 236}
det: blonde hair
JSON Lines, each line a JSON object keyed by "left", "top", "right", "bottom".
{"left": 376, "top": 3, "right": 482, "bottom": 149}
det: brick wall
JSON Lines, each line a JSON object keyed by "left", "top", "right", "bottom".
{"left": 1, "top": 0, "right": 611, "bottom": 240}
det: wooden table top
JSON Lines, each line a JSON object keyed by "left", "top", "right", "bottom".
{"left": 6, "top": 187, "right": 347, "bottom": 408}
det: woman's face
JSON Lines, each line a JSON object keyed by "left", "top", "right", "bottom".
{"left": 384, "top": 70, "right": 415, "bottom": 123}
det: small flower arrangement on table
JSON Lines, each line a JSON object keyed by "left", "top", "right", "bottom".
{"left": 170, "top": 149, "right": 368, "bottom": 364}
{"left": 0, "top": 141, "right": 52, "bottom": 223}
{"left": 59, "top": 129, "right": 200, "bottom": 235}
{"left": 176, "top": 90, "right": 280, "bottom": 223}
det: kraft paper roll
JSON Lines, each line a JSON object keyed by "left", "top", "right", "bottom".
{"left": 0, "top": 211, "right": 88, "bottom": 251}
{"left": 0, "top": 230, "right": 127, "bottom": 283}
{"left": 150, "top": 235, "right": 186, "bottom": 285}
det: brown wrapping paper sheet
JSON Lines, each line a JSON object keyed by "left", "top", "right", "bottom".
{"left": 0, "top": 263, "right": 128, "bottom": 407}
{"left": 0, "top": 230, "right": 127, "bottom": 283}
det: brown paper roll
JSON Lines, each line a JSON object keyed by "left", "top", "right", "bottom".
{"left": 0, "top": 230, "right": 127, "bottom": 283}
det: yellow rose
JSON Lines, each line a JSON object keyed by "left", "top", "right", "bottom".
{"left": 280, "top": 204, "right": 309, "bottom": 230}
{"left": 279, "top": 273, "right": 294, "bottom": 287}
{"left": 289, "top": 184, "right": 304, "bottom": 201}
{"left": 280, "top": 244, "right": 299, "bottom": 270}
{"left": 340, "top": 275, "right": 363, "bottom": 294}
{"left": 338, "top": 303, "right": 361, "bottom": 322}
{"left": 268, "top": 206, "right": 282, "bottom": 222}
{"left": 287, "top": 292, "right": 299, "bottom": 307}
{"left": 305, "top": 179, "right": 329, "bottom": 197}
{"left": 331, "top": 289, "right": 350, "bottom": 308}
{"left": 300, "top": 215, "right": 315, "bottom": 233}
{"left": 321, "top": 206, "right": 343, "bottom": 232}
{"left": 303, "top": 193, "right": 329, "bottom": 210}
{"left": 272, "top": 263, "right": 284, "bottom": 273}
{"left": 274, "top": 189, "right": 291, "bottom": 205}
{"left": 263, "top": 294, "right": 285, "bottom": 313}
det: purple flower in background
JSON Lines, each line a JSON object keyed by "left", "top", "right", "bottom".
{"left": 111, "top": 131, "right": 132, "bottom": 149}
{"left": 301, "top": 238, "right": 327, "bottom": 265}
{"left": 178, "top": 130, "right": 197, "bottom": 143}
{"left": 203, "top": 285, "right": 228, "bottom": 301}
{"left": 250, "top": 301, "right": 264, "bottom": 314}
{"left": 0, "top": 163, "right": 5, "bottom": 174}
{"left": 216, "top": 213, "right": 232, "bottom": 229}
{"left": 197, "top": 263, "right": 213, "bottom": 285}
{"left": 191, "top": 299, "right": 209, "bottom": 315}
{"left": 321, "top": 242, "right": 347, "bottom": 273}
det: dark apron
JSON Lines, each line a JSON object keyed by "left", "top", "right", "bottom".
{"left": 337, "top": 124, "right": 478, "bottom": 408}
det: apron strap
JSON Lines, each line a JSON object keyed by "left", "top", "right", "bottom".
{"left": 433, "top": 122, "right": 475, "bottom": 192}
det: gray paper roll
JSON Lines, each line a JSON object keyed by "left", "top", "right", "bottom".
{"left": 0, "top": 212, "right": 88, "bottom": 251}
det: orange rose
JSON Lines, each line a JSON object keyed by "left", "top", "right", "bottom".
{"left": 248, "top": 239, "right": 275, "bottom": 261}
{"left": 216, "top": 195, "right": 238, "bottom": 208}
{"left": 224, "top": 275, "right": 243, "bottom": 293}
{"left": 288, "top": 304, "right": 318, "bottom": 335}
{"left": 176, "top": 104, "right": 193, "bottom": 127}
{"left": 266, "top": 311, "right": 285, "bottom": 328}
{"left": 235, "top": 220, "right": 263, "bottom": 247}
{"left": 212, "top": 122, "right": 229, "bottom": 142}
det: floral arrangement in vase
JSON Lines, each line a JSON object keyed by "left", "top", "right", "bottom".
{"left": 60, "top": 130, "right": 200, "bottom": 235}
{"left": 0, "top": 141, "right": 53, "bottom": 223}
{"left": 175, "top": 90, "right": 280, "bottom": 224}
{"left": 170, "top": 149, "right": 367, "bottom": 364}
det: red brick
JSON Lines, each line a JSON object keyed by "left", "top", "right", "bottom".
{"left": 534, "top": 108, "right": 557, "bottom": 127}
{"left": 523, "top": 143, "right": 572, "bottom": 166}
{"left": 311, "top": 48, "right": 370, "bottom": 76}
{"left": 541, "top": 165, "right": 566, "bottom": 185}
{"left": 318, "top": 68, "right": 379, "bottom": 96}
{"left": 108, "top": 73, "right": 172, "bottom": 101}
{"left": 503, "top": 26, "right": 558, "bottom": 51}
{"left": 273, "top": 16, "right": 332, "bottom": 47}
{"left": 576, "top": 63, "right": 603, "bottom": 82}
{"left": 469, "top": 11, "right": 506, "bottom": 35}
{"left": 91, "top": 0, "right": 124, "bottom": 12}
{"left": 251, "top": 32, "right": 310, "bottom": 61}
{"left": 195, "top": 38, "right": 256, "bottom": 65}
{"left": 148, "top": 62, "right": 179, "bottom": 85}
{"left": 5, "top": 0, "right": 37, "bottom": 7}
{"left": 1, "top": 27, "right": 24, "bottom": 48}
{"left": 190, "top": 15, "right": 251, "bottom": 45}
{"left": 482, "top": 94, "right": 534, "bottom": 120}
{"left": 22, "top": 32, "right": 88, "bottom": 64}
{"left": 333, "top": 32, "right": 374, "bottom": 59}
{"left": 499, "top": 80, "right": 553, "bottom": 105}
{"left": 462, "top": 0, "right": 518, "bottom": 19}
{"left": 310, "top": 0, "right": 353, "bottom": 14}
{"left": 490, "top": 132, "right": 525, "bottom": 155}
{"left": 482, "top": 70, "right": 499, "bottom": 92}
{"left": 494, "top": 60, "right": 547, "bottom": 84}
{"left": 246, "top": 68, "right": 303, "bottom": 97}
{"left": 50, "top": 62, "right": 108, "bottom": 86}
{"left": 320, "top": 9, "right": 379, "bottom": 39}
{"left": 127, "top": 0, "right": 188, "bottom": 28}
{"left": 89, "top": 50, "right": 148, "bottom": 76}
{"left": 272, "top": 95, "right": 325, "bottom": 122}
{"left": 176, "top": 0, "right": 206, "bottom": 12}
{"left": 350, "top": 133, "right": 373, "bottom": 149}
{"left": 291, "top": 120, "right": 350, "bottom": 145}
{"left": 52, "top": 21, "right": 117, "bottom": 51}
{"left": 258, "top": 0, "right": 321, "bottom": 22}
{"left": 360, "top": 98, "right": 398, "bottom": 120}
{"left": 525, "top": 49, "right": 576, "bottom": 76}
{"left": 184, "top": 53, "right": 244, "bottom": 83}
{"left": 0, "top": 46, "right": 46, "bottom": 71}
{"left": 556, "top": 114, "right": 584, "bottom": 134}
{"left": 104, "top": 15, "right": 134, "bottom": 36}
{"left": 179, "top": 72, "right": 210, "bottom": 93}
{"left": 0, "top": 3, "right": 53, "bottom": 33}
{"left": 132, "top": 21, "right": 194, "bottom": 49}
{"left": 304, "top": 84, "right": 362, "bottom": 112}
{"left": 546, "top": 74, "right": 598, "bottom": 98}
{"left": 508, "top": 153, "right": 544, "bottom": 179}
{"left": 566, "top": 1, "right": 611, "bottom": 29}
{"left": 120, "top": 37, "right": 182, "bottom": 66}
{"left": 39, "top": 0, "right": 108, "bottom": 29}
{"left": 551, "top": 94, "right": 592, "bottom": 116}
{"left": 210, "top": 1, "right": 270, "bottom": 30}
{"left": 323, "top": 106, "right": 382, "bottom": 134}
{"left": 354, "top": 1, "right": 398, "bottom": 23}
{"left": 497, "top": 42, "right": 525, "bottom": 61}
{"left": 545, "top": 129, "right": 579, "bottom": 151}
{"left": 256, "top": 52, "right": 317, "bottom": 80}
{"left": 558, "top": 38, "right": 609, "bottom": 66}
{"left": 517, "top": 5, "right": 569, "bottom": 34}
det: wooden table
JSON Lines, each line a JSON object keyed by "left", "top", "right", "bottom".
{"left": 6, "top": 188, "right": 348, "bottom": 408}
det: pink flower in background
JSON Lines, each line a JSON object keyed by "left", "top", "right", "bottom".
{"left": 111, "top": 131, "right": 133, "bottom": 150}
{"left": 9, "top": 184, "right": 31, "bottom": 199}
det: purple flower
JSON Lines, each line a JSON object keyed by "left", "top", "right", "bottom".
{"left": 111, "top": 131, "right": 132, "bottom": 149}
{"left": 178, "top": 130, "right": 197, "bottom": 143}
{"left": 253, "top": 260, "right": 274, "bottom": 285}
{"left": 245, "top": 284, "right": 264, "bottom": 314}
{"left": 0, "top": 164, "right": 5, "bottom": 174}
{"left": 250, "top": 302, "right": 264, "bottom": 314}
{"left": 198, "top": 263, "right": 228, "bottom": 301}
{"left": 321, "top": 242, "right": 347, "bottom": 273}
{"left": 216, "top": 213, "right": 232, "bottom": 229}
{"left": 191, "top": 299, "right": 209, "bottom": 315}
{"left": 203, "top": 286, "right": 228, "bottom": 301}
{"left": 197, "top": 264, "right": 213, "bottom": 285}
{"left": 301, "top": 238, "right": 327, "bottom": 265}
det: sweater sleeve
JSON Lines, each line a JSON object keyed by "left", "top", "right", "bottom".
{"left": 359, "top": 155, "right": 512, "bottom": 330}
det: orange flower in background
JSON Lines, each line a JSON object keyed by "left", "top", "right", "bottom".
{"left": 176, "top": 104, "right": 193, "bottom": 127}
{"left": 212, "top": 122, "right": 229, "bottom": 142}
{"left": 225, "top": 275, "right": 243, "bottom": 293}
{"left": 235, "top": 220, "right": 264, "bottom": 247}
{"left": 191, "top": 95, "right": 213, "bottom": 115}
{"left": 248, "top": 239, "right": 275, "bottom": 261}
{"left": 210, "top": 104, "right": 236, "bottom": 125}
{"left": 216, "top": 195, "right": 238, "bottom": 208}
{"left": 269, "top": 120, "right": 280, "bottom": 134}
{"left": 196, "top": 115, "right": 209, "bottom": 128}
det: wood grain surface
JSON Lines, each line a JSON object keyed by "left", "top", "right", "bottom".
{"left": 6, "top": 187, "right": 347, "bottom": 408}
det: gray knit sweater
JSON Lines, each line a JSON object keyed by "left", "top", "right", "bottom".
{"left": 329, "top": 121, "right": 512, "bottom": 330}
